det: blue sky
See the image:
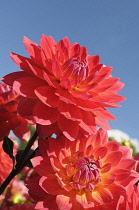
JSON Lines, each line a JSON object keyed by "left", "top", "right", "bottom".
{"left": 0, "top": 0, "right": 139, "bottom": 140}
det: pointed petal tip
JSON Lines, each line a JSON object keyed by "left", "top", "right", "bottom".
{"left": 23, "top": 35, "right": 29, "bottom": 40}
{"left": 23, "top": 36, "right": 29, "bottom": 44}
{"left": 9, "top": 52, "right": 14, "bottom": 57}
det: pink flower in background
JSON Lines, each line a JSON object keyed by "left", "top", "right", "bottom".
{"left": 8, "top": 178, "right": 29, "bottom": 204}
{"left": 3, "top": 35, "right": 125, "bottom": 140}
{"left": 27, "top": 129, "right": 139, "bottom": 209}
{"left": 0, "top": 169, "right": 35, "bottom": 209}
{"left": 0, "top": 83, "right": 33, "bottom": 141}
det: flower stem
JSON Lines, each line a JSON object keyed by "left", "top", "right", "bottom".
{"left": 0, "top": 131, "right": 38, "bottom": 195}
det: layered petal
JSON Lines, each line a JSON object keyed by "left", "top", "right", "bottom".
{"left": 2, "top": 35, "right": 125, "bottom": 140}
{"left": 0, "top": 82, "right": 33, "bottom": 141}
{"left": 27, "top": 129, "right": 139, "bottom": 209}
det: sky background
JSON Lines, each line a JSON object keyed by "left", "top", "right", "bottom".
{"left": 0, "top": 0, "right": 139, "bottom": 141}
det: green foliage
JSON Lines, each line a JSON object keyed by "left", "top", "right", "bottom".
{"left": 3, "top": 136, "right": 15, "bottom": 168}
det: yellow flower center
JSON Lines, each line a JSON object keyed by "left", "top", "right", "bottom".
{"left": 60, "top": 57, "right": 88, "bottom": 90}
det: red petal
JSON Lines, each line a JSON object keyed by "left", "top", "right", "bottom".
{"left": 83, "top": 64, "right": 103, "bottom": 85}
{"left": 93, "top": 92, "right": 126, "bottom": 107}
{"left": 36, "top": 123, "right": 60, "bottom": 138}
{"left": 80, "top": 46, "right": 87, "bottom": 62}
{"left": 121, "top": 170, "right": 139, "bottom": 187}
{"left": 93, "top": 109, "right": 116, "bottom": 120}
{"left": 40, "top": 35, "right": 56, "bottom": 60}
{"left": 76, "top": 192, "right": 95, "bottom": 208}
{"left": 26, "top": 60, "right": 59, "bottom": 88}
{"left": 2, "top": 71, "right": 31, "bottom": 86}
{"left": 58, "top": 102, "right": 82, "bottom": 121}
{"left": 33, "top": 101, "right": 60, "bottom": 125}
{"left": 104, "top": 141, "right": 120, "bottom": 152}
{"left": 35, "top": 86, "right": 60, "bottom": 107}
{"left": 93, "top": 78, "right": 120, "bottom": 92}
{"left": 103, "top": 151, "right": 122, "bottom": 167}
{"left": 70, "top": 43, "right": 80, "bottom": 57}
{"left": 107, "top": 183, "right": 126, "bottom": 197}
{"left": 32, "top": 156, "right": 54, "bottom": 176}
{"left": 79, "top": 110, "right": 96, "bottom": 135}
{"left": 94, "top": 147, "right": 107, "bottom": 159}
{"left": 62, "top": 37, "right": 70, "bottom": 49}
{"left": 101, "top": 163, "right": 112, "bottom": 173}
{"left": 23, "top": 36, "right": 42, "bottom": 64}
{"left": 26, "top": 174, "right": 46, "bottom": 199}
{"left": 88, "top": 55, "right": 100, "bottom": 68}
{"left": 41, "top": 195, "right": 58, "bottom": 210}
{"left": 52, "top": 59, "right": 63, "bottom": 78}
{"left": 95, "top": 116, "right": 111, "bottom": 130}
{"left": 119, "top": 146, "right": 132, "bottom": 159}
{"left": 76, "top": 98, "right": 101, "bottom": 111}
{"left": 56, "top": 194, "right": 73, "bottom": 210}
{"left": 114, "top": 169, "right": 130, "bottom": 181}
{"left": 46, "top": 136, "right": 66, "bottom": 158}
{"left": 57, "top": 38, "right": 70, "bottom": 61}
{"left": 13, "top": 122, "right": 31, "bottom": 141}
{"left": 0, "top": 123, "right": 10, "bottom": 141}
{"left": 91, "top": 191, "right": 105, "bottom": 204}
{"left": 0, "top": 109, "right": 15, "bottom": 120}
{"left": 13, "top": 76, "right": 46, "bottom": 98}
{"left": 101, "top": 174, "right": 116, "bottom": 186}
{"left": 18, "top": 97, "right": 37, "bottom": 119}
{"left": 92, "top": 187, "right": 113, "bottom": 204}
{"left": 106, "top": 81, "right": 125, "bottom": 93}
{"left": 55, "top": 87, "right": 76, "bottom": 105}
{"left": 92, "top": 66, "right": 113, "bottom": 83}
{"left": 118, "top": 159, "right": 136, "bottom": 171}
{"left": 10, "top": 52, "right": 35, "bottom": 75}
{"left": 40, "top": 175, "right": 64, "bottom": 195}
{"left": 58, "top": 115, "right": 79, "bottom": 141}
{"left": 71, "top": 91, "right": 91, "bottom": 100}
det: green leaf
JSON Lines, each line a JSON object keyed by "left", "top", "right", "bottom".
{"left": 3, "top": 136, "right": 14, "bottom": 160}
{"left": 3, "top": 136, "right": 15, "bottom": 169}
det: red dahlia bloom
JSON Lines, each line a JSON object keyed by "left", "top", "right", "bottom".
{"left": 104, "top": 183, "right": 139, "bottom": 210}
{"left": 27, "top": 129, "right": 139, "bottom": 209}
{"left": 3, "top": 35, "right": 125, "bottom": 140}
{"left": 134, "top": 153, "right": 139, "bottom": 174}
{"left": 0, "top": 82, "right": 33, "bottom": 141}
{"left": 0, "top": 141, "right": 13, "bottom": 184}
{"left": 116, "top": 184, "right": 139, "bottom": 210}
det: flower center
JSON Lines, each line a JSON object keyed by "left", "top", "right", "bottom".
{"left": 66, "top": 153, "right": 102, "bottom": 191}
{"left": 60, "top": 57, "right": 88, "bottom": 90}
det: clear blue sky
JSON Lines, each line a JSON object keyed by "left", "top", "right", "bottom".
{"left": 0, "top": 0, "right": 139, "bottom": 140}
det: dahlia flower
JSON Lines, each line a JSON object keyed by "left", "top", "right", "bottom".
{"left": 116, "top": 183, "right": 139, "bottom": 210}
{"left": 27, "top": 129, "right": 139, "bottom": 209}
{"left": 134, "top": 153, "right": 139, "bottom": 174}
{"left": 3, "top": 35, "right": 125, "bottom": 140}
{"left": 0, "top": 82, "right": 33, "bottom": 141}
{"left": 0, "top": 169, "right": 35, "bottom": 209}
{"left": 0, "top": 141, "right": 13, "bottom": 184}
{"left": 103, "top": 183, "right": 139, "bottom": 210}
{"left": 8, "top": 178, "right": 29, "bottom": 204}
